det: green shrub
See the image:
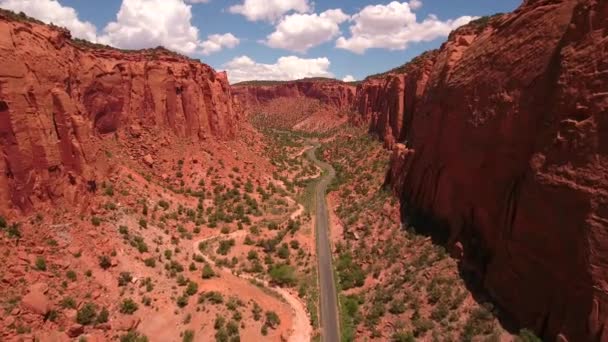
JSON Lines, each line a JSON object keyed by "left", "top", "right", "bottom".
{"left": 99, "top": 255, "right": 112, "bottom": 270}
{"left": 120, "top": 331, "right": 149, "bottom": 342}
{"left": 158, "top": 200, "right": 170, "bottom": 210}
{"left": 97, "top": 307, "right": 109, "bottom": 324}
{"left": 118, "top": 272, "right": 133, "bottom": 286}
{"left": 202, "top": 264, "right": 215, "bottom": 279}
{"left": 392, "top": 331, "right": 415, "bottom": 342}
{"left": 268, "top": 264, "right": 297, "bottom": 287}
{"left": 185, "top": 281, "right": 198, "bottom": 296}
{"left": 7, "top": 223, "right": 21, "bottom": 238}
{"left": 252, "top": 302, "right": 262, "bottom": 321}
{"left": 119, "top": 225, "right": 129, "bottom": 235}
{"left": 60, "top": 296, "right": 77, "bottom": 309}
{"left": 517, "top": 329, "right": 542, "bottom": 342}
{"left": 336, "top": 252, "right": 365, "bottom": 290}
{"left": 34, "top": 256, "right": 47, "bottom": 271}
{"left": 265, "top": 311, "right": 280, "bottom": 329}
{"left": 91, "top": 216, "right": 101, "bottom": 226}
{"left": 182, "top": 330, "right": 195, "bottom": 342}
{"left": 217, "top": 239, "right": 235, "bottom": 255}
{"left": 66, "top": 270, "right": 77, "bottom": 281}
{"left": 119, "top": 298, "right": 138, "bottom": 314}
{"left": 76, "top": 303, "right": 97, "bottom": 325}
{"left": 144, "top": 257, "right": 156, "bottom": 268}
{"left": 176, "top": 295, "right": 188, "bottom": 308}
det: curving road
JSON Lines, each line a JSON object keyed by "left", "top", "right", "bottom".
{"left": 306, "top": 145, "right": 340, "bottom": 342}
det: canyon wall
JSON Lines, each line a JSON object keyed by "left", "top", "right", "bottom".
{"left": 232, "top": 79, "right": 356, "bottom": 113}
{"left": 0, "top": 13, "right": 240, "bottom": 212}
{"left": 362, "top": 0, "right": 608, "bottom": 340}
{"left": 354, "top": 50, "right": 438, "bottom": 149}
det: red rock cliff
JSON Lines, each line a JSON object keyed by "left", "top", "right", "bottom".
{"left": 0, "top": 13, "right": 240, "bottom": 212}
{"left": 354, "top": 50, "right": 437, "bottom": 148}
{"left": 232, "top": 79, "right": 356, "bottom": 113}
{"left": 380, "top": 0, "right": 608, "bottom": 340}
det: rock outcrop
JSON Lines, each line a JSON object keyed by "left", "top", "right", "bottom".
{"left": 377, "top": 0, "right": 608, "bottom": 340}
{"left": 232, "top": 79, "right": 356, "bottom": 114}
{"left": 0, "top": 12, "right": 240, "bottom": 212}
{"left": 354, "top": 51, "right": 438, "bottom": 148}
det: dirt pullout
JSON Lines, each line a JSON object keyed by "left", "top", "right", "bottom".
{"left": 193, "top": 228, "right": 312, "bottom": 342}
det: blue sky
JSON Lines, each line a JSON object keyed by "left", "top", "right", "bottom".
{"left": 1, "top": 0, "right": 521, "bottom": 82}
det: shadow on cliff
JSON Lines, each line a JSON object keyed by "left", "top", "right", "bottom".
{"left": 398, "top": 200, "right": 522, "bottom": 336}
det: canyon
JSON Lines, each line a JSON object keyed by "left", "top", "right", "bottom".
{"left": 1, "top": 0, "right": 607, "bottom": 341}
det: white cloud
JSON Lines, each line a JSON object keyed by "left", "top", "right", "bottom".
{"left": 0, "top": 0, "right": 97, "bottom": 41}
{"left": 336, "top": 1, "right": 476, "bottom": 54}
{"left": 98, "top": 0, "right": 205, "bottom": 55}
{"left": 342, "top": 75, "right": 356, "bottom": 82}
{"left": 265, "top": 9, "right": 349, "bottom": 53}
{"left": 185, "top": 0, "right": 210, "bottom": 3}
{"left": 409, "top": 0, "right": 422, "bottom": 10}
{"left": 229, "top": 0, "right": 311, "bottom": 22}
{"left": 201, "top": 33, "right": 239, "bottom": 55}
{"left": 224, "top": 55, "right": 333, "bottom": 84}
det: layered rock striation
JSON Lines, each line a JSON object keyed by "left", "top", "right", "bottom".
{"left": 376, "top": 0, "right": 608, "bottom": 340}
{"left": 232, "top": 79, "right": 356, "bottom": 113}
{"left": 0, "top": 12, "right": 240, "bottom": 212}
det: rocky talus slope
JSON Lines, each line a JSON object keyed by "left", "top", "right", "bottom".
{"left": 0, "top": 12, "right": 240, "bottom": 213}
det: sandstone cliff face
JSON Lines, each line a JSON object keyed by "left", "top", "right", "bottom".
{"left": 0, "top": 15, "right": 240, "bottom": 212}
{"left": 354, "top": 51, "right": 438, "bottom": 149}
{"left": 380, "top": 0, "right": 608, "bottom": 340}
{"left": 232, "top": 80, "right": 356, "bottom": 113}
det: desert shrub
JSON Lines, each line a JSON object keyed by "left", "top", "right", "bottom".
{"left": 265, "top": 311, "right": 280, "bottom": 329}
{"left": 99, "top": 255, "right": 112, "bottom": 270}
{"left": 516, "top": 329, "right": 542, "bottom": 342}
{"left": 76, "top": 303, "right": 97, "bottom": 325}
{"left": 60, "top": 297, "right": 77, "bottom": 309}
{"left": 185, "top": 281, "right": 198, "bottom": 296}
{"left": 91, "top": 216, "right": 101, "bottom": 226}
{"left": 35, "top": 256, "right": 47, "bottom": 271}
{"left": 158, "top": 200, "right": 170, "bottom": 210}
{"left": 66, "top": 270, "right": 77, "bottom": 281}
{"left": 119, "top": 298, "right": 138, "bottom": 314}
{"left": 336, "top": 252, "right": 365, "bottom": 290}
{"left": 176, "top": 295, "right": 188, "bottom": 308}
{"left": 120, "top": 331, "right": 149, "bottom": 342}
{"left": 97, "top": 307, "right": 109, "bottom": 323}
{"left": 182, "top": 330, "right": 195, "bottom": 342}
{"left": 202, "top": 264, "right": 215, "bottom": 279}
{"left": 216, "top": 239, "right": 235, "bottom": 255}
{"left": 118, "top": 272, "right": 133, "bottom": 286}
{"left": 144, "top": 257, "right": 156, "bottom": 268}
{"left": 268, "top": 264, "right": 297, "bottom": 287}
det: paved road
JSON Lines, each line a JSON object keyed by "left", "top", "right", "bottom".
{"left": 306, "top": 146, "right": 340, "bottom": 342}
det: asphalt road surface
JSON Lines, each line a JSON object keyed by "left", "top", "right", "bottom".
{"left": 306, "top": 146, "right": 340, "bottom": 342}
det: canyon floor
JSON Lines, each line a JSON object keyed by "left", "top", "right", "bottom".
{"left": 1, "top": 106, "right": 539, "bottom": 342}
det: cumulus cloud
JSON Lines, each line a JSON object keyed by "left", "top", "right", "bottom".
{"left": 265, "top": 9, "right": 349, "bottom": 53}
{"left": 409, "top": 0, "right": 422, "bottom": 10}
{"left": 201, "top": 33, "right": 240, "bottom": 55}
{"left": 336, "top": 1, "right": 477, "bottom": 54}
{"left": 342, "top": 75, "right": 356, "bottom": 82}
{"left": 224, "top": 55, "right": 333, "bottom": 84}
{"left": 0, "top": 0, "right": 97, "bottom": 41}
{"left": 98, "top": 0, "right": 205, "bottom": 55}
{"left": 229, "top": 0, "right": 311, "bottom": 22}
{"left": 185, "top": 0, "right": 210, "bottom": 3}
